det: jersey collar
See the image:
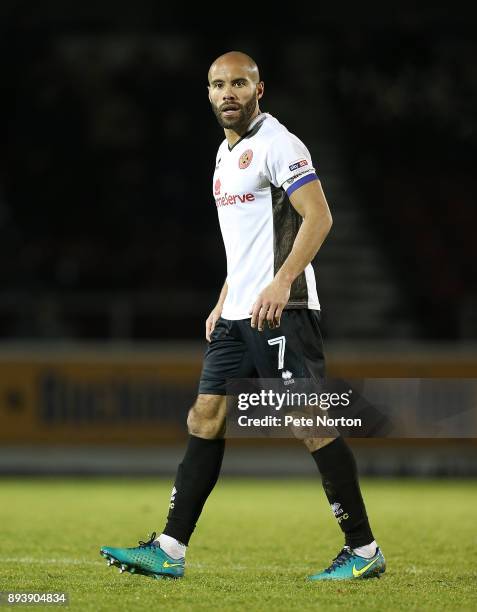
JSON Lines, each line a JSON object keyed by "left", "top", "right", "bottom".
{"left": 227, "top": 113, "right": 269, "bottom": 152}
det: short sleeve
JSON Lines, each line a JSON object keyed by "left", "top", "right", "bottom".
{"left": 265, "top": 131, "right": 319, "bottom": 196}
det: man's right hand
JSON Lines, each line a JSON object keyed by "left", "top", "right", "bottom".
{"left": 205, "top": 305, "right": 223, "bottom": 342}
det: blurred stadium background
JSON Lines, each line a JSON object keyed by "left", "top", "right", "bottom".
{"left": 0, "top": 3, "right": 476, "bottom": 477}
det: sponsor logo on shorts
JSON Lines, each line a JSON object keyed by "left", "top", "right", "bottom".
{"left": 281, "top": 370, "right": 295, "bottom": 386}
{"left": 214, "top": 178, "right": 221, "bottom": 195}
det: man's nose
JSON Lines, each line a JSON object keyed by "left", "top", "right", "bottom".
{"left": 222, "top": 85, "right": 237, "bottom": 99}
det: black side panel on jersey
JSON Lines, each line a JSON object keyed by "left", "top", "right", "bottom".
{"left": 271, "top": 184, "right": 308, "bottom": 307}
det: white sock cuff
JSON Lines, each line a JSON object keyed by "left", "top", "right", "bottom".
{"left": 353, "top": 540, "right": 377, "bottom": 559}
{"left": 156, "top": 533, "right": 187, "bottom": 559}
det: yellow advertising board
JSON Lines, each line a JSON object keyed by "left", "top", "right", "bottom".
{"left": 0, "top": 345, "right": 475, "bottom": 444}
{"left": 0, "top": 352, "right": 200, "bottom": 444}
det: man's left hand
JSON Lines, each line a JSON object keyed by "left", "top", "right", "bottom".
{"left": 249, "top": 278, "right": 291, "bottom": 331}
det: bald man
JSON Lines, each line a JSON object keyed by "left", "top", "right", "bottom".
{"left": 100, "top": 51, "right": 385, "bottom": 582}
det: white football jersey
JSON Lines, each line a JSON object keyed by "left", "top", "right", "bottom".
{"left": 213, "top": 112, "right": 320, "bottom": 320}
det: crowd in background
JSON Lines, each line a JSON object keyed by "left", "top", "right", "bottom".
{"left": 1, "top": 13, "right": 475, "bottom": 339}
{"left": 329, "top": 30, "right": 476, "bottom": 337}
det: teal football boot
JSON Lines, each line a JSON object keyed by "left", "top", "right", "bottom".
{"left": 100, "top": 532, "right": 184, "bottom": 579}
{"left": 308, "top": 545, "right": 385, "bottom": 581}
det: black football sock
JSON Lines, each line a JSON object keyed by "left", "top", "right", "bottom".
{"left": 311, "top": 437, "right": 374, "bottom": 549}
{"left": 163, "top": 435, "right": 225, "bottom": 545}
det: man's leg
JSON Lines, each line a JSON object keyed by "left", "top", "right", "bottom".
{"left": 305, "top": 436, "right": 385, "bottom": 580}
{"left": 100, "top": 317, "right": 250, "bottom": 578}
{"left": 100, "top": 393, "right": 227, "bottom": 579}
{"left": 157, "top": 316, "right": 253, "bottom": 556}
{"left": 238, "top": 310, "right": 385, "bottom": 579}
{"left": 304, "top": 436, "right": 375, "bottom": 552}
{"left": 157, "top": 394, "right": 227, "bottom": 555}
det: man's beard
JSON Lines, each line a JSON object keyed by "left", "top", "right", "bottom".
{"left": 211, "top": 94, "right": 257, "bottom": 131}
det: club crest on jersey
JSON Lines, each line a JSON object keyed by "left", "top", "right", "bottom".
{"left": 239, "top": 149, "right": 253, "bottom": 169}
{"left": 214, "top": 178, "right": 221, "bottom": 195}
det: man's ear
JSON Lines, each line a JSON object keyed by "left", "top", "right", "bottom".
{"left": 207, "top": 86, "right": 211, "bottom": 103}
{"left": 256, "top": 81, "right": 264, "bottom": 100}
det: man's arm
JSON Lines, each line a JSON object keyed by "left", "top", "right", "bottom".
{"left": 249, "top": 180, "right": 332, "bottom": 331}
{"left": 206, "top": 279, "right": 228, "bottom": 341}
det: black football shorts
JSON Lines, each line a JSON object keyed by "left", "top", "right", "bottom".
{"left": 198, "top": 309, "right": 325, "bottom": 395}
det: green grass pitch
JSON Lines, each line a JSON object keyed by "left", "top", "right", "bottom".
{"left": 0, "top": 478, "right": 476, "bottom": 611}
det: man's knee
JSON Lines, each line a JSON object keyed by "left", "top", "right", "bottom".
{"left": 303, "top": 437, "right": 336, "bottom": 453}
{"left": 187, "top": 394, "right": 227, "bottom": 439}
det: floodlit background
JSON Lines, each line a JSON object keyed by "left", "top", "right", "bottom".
{"left": 0, "top": 3, "right": 476, "bottom": 476}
